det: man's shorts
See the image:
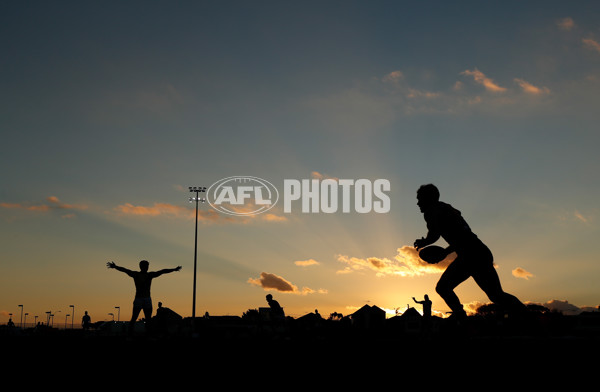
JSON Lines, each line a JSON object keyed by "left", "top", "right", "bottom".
{"left": 133, "top": 297, "right": 153, "bottom": 309}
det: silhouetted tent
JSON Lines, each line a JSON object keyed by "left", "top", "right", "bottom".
{"left": 351, "top": 305, "right": 386, "bottom": 329}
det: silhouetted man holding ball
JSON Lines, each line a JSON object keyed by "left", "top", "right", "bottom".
{"left": 107, "top": 260, "right": 181, "bottom": 331}
{"left": 414, "top": 184, "right": 526, "bottom": 320}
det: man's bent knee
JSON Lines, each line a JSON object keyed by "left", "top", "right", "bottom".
{"left": 436, "top": 282, "right": 450, "bottom": 297}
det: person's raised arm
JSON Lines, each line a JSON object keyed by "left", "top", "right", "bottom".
{"left": 107, "top": 261, "right": 133, "bottom": 275}
{"left": 153, "top": 266, "right": 182, "bottom": 277}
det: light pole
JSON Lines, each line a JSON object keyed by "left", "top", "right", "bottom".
{"left": 18, "top": 305, "right": 23, "bottom": 328}
{"left": 115, "top": 306, "right": 120, "bottom": 322}
{"left": 69, "top": 305, "right": 75, "bottom": 329}
{"left": 24, "top": 313, "right": 28, "bottom": 329}
{"left": 65, "top": 314, "right": 70, "bottom": 329}
{"left": 189, "top": 186, "right": 206, "bottom": 321}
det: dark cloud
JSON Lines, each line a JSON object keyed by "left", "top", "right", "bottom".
{"left": 247, "top": 272, "right": 326, "bottom": 295}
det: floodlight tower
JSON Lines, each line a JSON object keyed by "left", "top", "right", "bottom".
{"left": 69, "top": 305, "right": 74, "bottom": 329}
{"left": 18, "top": 305, "right": 23, "bottom": 328}
{"left": 189, "top": 186, "right": 207, "bottom": 320}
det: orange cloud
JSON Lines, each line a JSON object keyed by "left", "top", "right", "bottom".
{"left": 512, "top": 267, "right": 534, "bottom": 280}
{"left": 258, "top": 213, "right": 287, "bottom": 222}
{"left": 247, "top": 272, "right": 324, "bottom": 295}
{"left": 115, "top": 202, "right": 192, "bottom": 217}
{"left": 406, "top": 88, "right": 441, "bottom": 99}
{"left": 294, "top": 259, "right": 320, "bottom": 267}
{"left": 557, "top": 17, "right": 575, "bottom": 31}
{"left": 463, "top": 301, "right": 488, "bottom": 316}
{"left": 582, "top": 37, "right": 600, "bottom": 53}
{"left": 113, "top": 202, "right": 227, "bottom": 222}
{"left": 113, "top": 201, "right": 287, "bottom": 223}
{"left": 208, "top": 201, "right": 288, "bottom": 222}
{"left": 337, "top": 245, "right": 452, "bottom": 277}
{"left": 0, "top": 202, "right": 48, "bottom": 212}
{"left": 1, "top": 197, "right": 87, "bottom": 213}
{"left": 247, "top": 272, "right": 298, "bottom": 293}
{"left": 573, "top": 210, "right": 594, "bottom": 224}
{"left": 514, "top": 78, "right": 550, "bottom": 95}
{"left": 311, "top": 171, "right": 339, "bottom": 181}
{"left": 461, "top": 68, "right": 507, "bottom": 92}
{"left": 382, "top": 70, "right": 404, "bottom": 83}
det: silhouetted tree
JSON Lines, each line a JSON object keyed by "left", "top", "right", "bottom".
{"left": 328, "top": 312, "right": 343, "bottom": 321}
{"left": 242, "top": 309, "right": 259, "bottom": 322}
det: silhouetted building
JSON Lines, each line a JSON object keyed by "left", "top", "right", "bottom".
{"left": 399, "top": 307, "right": 422, "bottom": 333}
{"left": 351, "top": 305, "right": 386, "bottom": 329}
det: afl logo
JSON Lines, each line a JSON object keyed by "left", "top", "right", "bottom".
{"left": 207, "top": 176, "right": 279, "bottom": 216}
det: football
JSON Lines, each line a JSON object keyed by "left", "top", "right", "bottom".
{"left": 418, "top": 245, "right": 448, "bottom": 264}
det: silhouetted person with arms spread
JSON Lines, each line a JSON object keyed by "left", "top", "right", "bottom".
{"left": 414, "top": 184, "right": 526, "bottom": 321}
{"left": 107, "top": 260, "right": 181, "bottom": 331}
{"left": 413, "top": 295, "right": 432, "bottom": 318}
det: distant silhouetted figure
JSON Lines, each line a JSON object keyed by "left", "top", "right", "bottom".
{"left": 7, "top": 318, "right": 14, "bottom": 328}
{"left": 266, "top": 294, "right": 285, "bottom": 319}
{"left": 154, "top": 301, "right": 182, "bottom": 335}
{"left": 413, "top": 295, "right": 432, "bottom": 318}
{"left": 82, "top": 311, "right": 91, "bottom": 330}
{"left": 156, "top": 302, "right": 166, "bottom": 316}
{"left": 414, "top": 184, "right": 526, "bottom": 320}
{"left": 107, "top": 260, "right": 181, "bottom": 331}
{"left": 155, "top": 301, "right": 181, "bottom": 321}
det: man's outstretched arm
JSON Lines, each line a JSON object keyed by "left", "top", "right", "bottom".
{"left": 153, "top": 266, "right": 182, "bottom": 277}
{"left": 107, "top": 261, "right": 133, "bottom": 275}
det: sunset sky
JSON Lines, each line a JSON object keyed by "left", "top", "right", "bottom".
{"left": 2, "top": 1, "right": 599, "bottom": 325}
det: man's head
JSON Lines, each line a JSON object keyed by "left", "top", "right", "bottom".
{"left": 266, "top": 294, "right": 273, "bottom": 301}
{"left": 417, "top": 184, "right": 440, "bottom": 212}
{"left": 139, "top": 260, "right": 149, "bottom": 272}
